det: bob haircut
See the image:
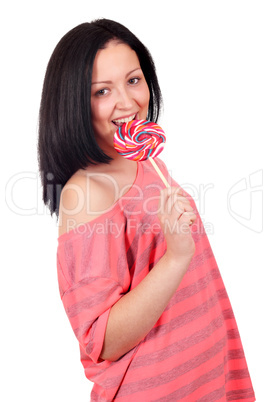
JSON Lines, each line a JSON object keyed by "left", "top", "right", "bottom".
{"left": 38, "top": 18, "right": 162, "bottom": 217}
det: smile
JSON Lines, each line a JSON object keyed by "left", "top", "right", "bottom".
{"left": 112, "top": 113, "right": 137, "bottom": 127}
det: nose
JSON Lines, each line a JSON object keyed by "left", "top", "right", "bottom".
{"left": 116, "top": 87, "right": 133, "bottom": 110}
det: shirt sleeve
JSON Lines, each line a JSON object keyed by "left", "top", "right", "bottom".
{"left": 57, "top": 215, "right": 131, "bottom": 364}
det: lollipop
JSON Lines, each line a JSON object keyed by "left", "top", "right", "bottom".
{"left": 114, "top": 119, "right": 170, "bottom": 187}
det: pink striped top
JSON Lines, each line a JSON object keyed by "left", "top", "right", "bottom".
{"left": 57, "top": 158, "right": 255, "bottom": 401}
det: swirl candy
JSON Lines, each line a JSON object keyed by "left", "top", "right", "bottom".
{"left": 114, "top": 119, "right": 169, "bottom": 187}
{"left": 114, "top": 119, "right": 166, "bottom": 161}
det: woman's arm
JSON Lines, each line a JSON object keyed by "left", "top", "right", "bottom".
{"left": 100, "top": 187, "right": 196, "bottom": 361}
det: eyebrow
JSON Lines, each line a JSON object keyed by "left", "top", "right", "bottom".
{"left": 91, "top": 67, "right": 142, "bottom": 85}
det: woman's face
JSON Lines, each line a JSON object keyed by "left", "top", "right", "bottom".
{"left": 91, "top": 40, "right": 150, "bottom": 155}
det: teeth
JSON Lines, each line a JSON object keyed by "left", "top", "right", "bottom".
{"left": 113, "top": 114, "right": 136, "bottom": 124}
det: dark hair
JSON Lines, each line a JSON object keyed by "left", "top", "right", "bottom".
{"left": 38, "top": 18, "right": 162, "bottom": 217}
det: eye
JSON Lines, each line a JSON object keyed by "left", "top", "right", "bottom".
{"left": 95, "top": 88, "right": 109, "bottom": 96}
{"left": 128, "top": 77, "right": 140, "bottom": 85}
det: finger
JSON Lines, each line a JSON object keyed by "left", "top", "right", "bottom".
{"left": 174, "top": 199, "right": 193, "bottom": 213}
{"left": 159, "top": 187, "right": 183, "bottom": 214}
{"left": 169, "top": 194, "right": 194, "bottom": 220}
{"left": 171, "top": 187, "right": 191, "bottom": 205}
{"left": 175, "top": 186, "right": 188, "bottom": 198}
{"left": 159, "top": 187, "right": 194, "bottom": 221}
{"left": 165, "top": 196, "right": 193, "bottom": 223}
{"left": 179, "top": 211, "right": 197, "bottom": 226}
{"left": 168, "top": 189, "right": 190, "bottom": 211}
{"left": 170, "top": 212, "right": 196, "bottom": 235}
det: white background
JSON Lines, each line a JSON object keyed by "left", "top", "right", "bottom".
{"left": 1, "top": 1, "right": 267, "bottom": 400}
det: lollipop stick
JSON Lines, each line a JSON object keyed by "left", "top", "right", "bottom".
{"left": 148, "top": 157, "right": 170, "bottom": 188}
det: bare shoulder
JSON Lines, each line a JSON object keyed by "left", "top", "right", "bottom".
{"left": 58, "top": 168, "right": 118, "bottom": 237}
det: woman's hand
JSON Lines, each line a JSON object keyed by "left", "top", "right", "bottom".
{"left": 158, "top": 186, "right": 197, "bottom": 265}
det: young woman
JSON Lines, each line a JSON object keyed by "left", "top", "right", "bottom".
{"left": 38, "top": 18, "right": 255, "bottom": 401}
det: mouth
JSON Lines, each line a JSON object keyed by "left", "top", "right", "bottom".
{"left": 112, "top": 113, "right": 137, "bottom": 128}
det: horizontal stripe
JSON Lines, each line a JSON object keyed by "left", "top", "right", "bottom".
{"left": 73, "top": 318, "right": 94, "bottom": 339}
{"left": 129, "top": 315, "right": 225, "bottom": 370}
{"left": 222, "top": 308, "right": 235, "bottom": 320}
{"left": 227, "top": 328, "right": 240, "bottom": 339}
{"left": 90, "top": 390, "right": 108, "bottom": 402}
{"left": 226, "top": 387, "right": 255, "bottom": 400}
{"left": 165, "top": 267, "right": 221, "bottom": 311}
{"left": 189, "top": 246, "right": 215, "bottom": 272}
{"left": 64, "top": 280, "right": 120, "bottom": 318}
{"left": 146, "top": 290, "right": 226, "bottom": 342}
{"left": 153, "top": 364, "right": 225, "bottom": 401}
{"left": 99, "top": 314, "right": 231, "bottom": 391}
{"left": 196, "top": 385, "right": 226, "bottom": 402}
{"left": 114, "top": 337, "right": 227, "bottom": 396}
{"left": 227, "top": 348, "right": 245, "bottom": 360}
{"left": 226, "top": 368, "right": 251, "bottom": 382}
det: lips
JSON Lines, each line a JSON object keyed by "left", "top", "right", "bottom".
{"left": 112, "top": 113, "right": 137, "bottom": 127}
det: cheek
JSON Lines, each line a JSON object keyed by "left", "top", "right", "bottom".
{"left": 141, "top": 85, "right": 150, "bottom": 108}
{"left": 91, "top": 101, "right": 108, "bottom": 125}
